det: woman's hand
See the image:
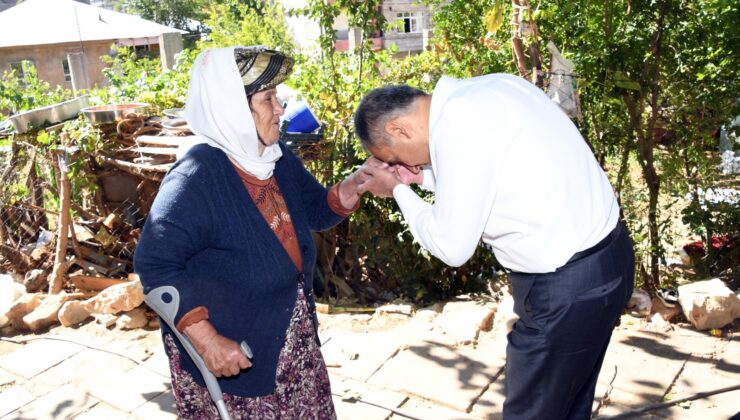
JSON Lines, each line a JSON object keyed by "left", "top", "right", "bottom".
{"left": 183, "top": 320, "right": 252, "bottom": 377}
{"left": 337, "top": 159, "right": 378, "bottom": 208}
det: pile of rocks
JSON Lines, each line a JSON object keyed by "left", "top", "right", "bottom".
{"left": 629, "top": 278, "right": 740, "bottom": 332}
{"left": 0, "top": 273, "right": 153, "bottom": 334}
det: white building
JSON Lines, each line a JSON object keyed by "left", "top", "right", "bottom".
{"left": 0, "top": 0, "right": 185, "bottom": 89}
{"left": 284, "top": 0, "right": 442, "bottom": 56}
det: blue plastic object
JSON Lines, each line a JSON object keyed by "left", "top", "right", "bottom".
{"left": 284, "top": 101, "right": 320, "bottom": 133}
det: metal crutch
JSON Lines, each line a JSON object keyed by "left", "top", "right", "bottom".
{"left": 145, "top": 286, "right": 253, "bottom": 420}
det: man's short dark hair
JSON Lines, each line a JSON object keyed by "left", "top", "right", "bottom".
{"left": 354, "top": 85, "right": 428, "bottom": 148}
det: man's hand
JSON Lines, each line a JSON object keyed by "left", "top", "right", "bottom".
{"left": 184, "top": 320, "right": 252, "bottom": 377}
{"left": 359, "top": 164, "right": 402, "bottom": 197}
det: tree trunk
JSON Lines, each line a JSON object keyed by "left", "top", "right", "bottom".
{"left": 645, "top": 167, "right": 660, "bottom": 291}
{"left": 521, "top": 0, "right": 544, "bottom": 88}
{"left": 619, "top": 1, "right": 669, "bottom": 293}
{"left": 510, "top": 0, "right": 529, "bottom": 78}
{"left": 615, "top": 132, "right": 634, "bottom": 200}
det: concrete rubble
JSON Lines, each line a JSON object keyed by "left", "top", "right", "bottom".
{"left": 0, "top": 271, "right": 146, "bottom": 333}
{"left": 85, "top": 279, "right": 144, "bottom": 315}
{"left": 22, "top": 292, "right": 72, "bottom": 332}
{"left": 0, "top": 274, "right": 26, "bottom": 328}
{"left": 678, "top": 278, "right": 740, "bottom": 330}
{"left": 434, "top": 299, "right": 497, "bottom": 345}
{"left": 58, "top": 300, "right": 92, "bottom": 327}
{"left": 116, "top": 307, "right": 149, "bottom": 330}
{"left": 2, "top": 293, "right": 43, "bottom": 332}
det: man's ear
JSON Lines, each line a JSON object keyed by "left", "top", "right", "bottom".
{"left": 385, "top": 118, "right": 410, "bottom": 141}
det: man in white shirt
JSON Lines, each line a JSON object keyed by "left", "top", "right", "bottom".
{"left": 355, "top": 74, "right": 635, "bottom": 419}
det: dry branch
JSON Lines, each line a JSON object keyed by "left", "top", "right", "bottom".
{"left": 49, "top": 150, "right": 72, "bottom": 294}
{"left": 101, "top": 156, "right": 170, "bottom": 176}
{"left": 0, "top": 243, "right": 35, "bottom": 272}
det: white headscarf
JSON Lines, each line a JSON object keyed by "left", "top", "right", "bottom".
{"left": 184, "top": 47, "right": 282, "bottom": 180}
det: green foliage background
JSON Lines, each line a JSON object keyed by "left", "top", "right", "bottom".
{"left": 1, "top": 0, "right": 738, "bottom": 301}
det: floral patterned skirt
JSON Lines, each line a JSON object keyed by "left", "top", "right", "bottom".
{"left": 164, "top": 282, "right": 336, "bottom": 420}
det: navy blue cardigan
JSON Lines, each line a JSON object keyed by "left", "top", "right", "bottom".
{"left": 134, "top": 143, "right": 346, "bottom": 397}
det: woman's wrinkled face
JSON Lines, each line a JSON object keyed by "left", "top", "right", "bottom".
{"left": 249, "top": 88, "right": 284, "bottom": 148}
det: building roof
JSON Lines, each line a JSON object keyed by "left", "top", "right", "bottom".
{"left": 0, "top": 0, "right": 186, "bottom": 49}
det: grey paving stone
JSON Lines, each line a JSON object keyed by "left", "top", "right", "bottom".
{"left": 321, "top": 331, "right": 405, "bottom": 382}
{"left": 651, "top": 353, "right": 740, "bottom": 419}
{"left": 0, "top": 368, "right": 15, "bottom": 387}
{"left": 594, "top": 401, "right": 663, "bottom": 419}
{"left": 79, "top": 364, "right": 169, "bottom": 413}
{"left": 369, "top": 338, "right": 505, "bottom": 413}
{"left": 0, "top": 386, "right": 34, "bottom": 418}
{"left": 8, "top": 384, "right": 97, "bottom": 420}
{"left": 140, "top": 347, "right": 171, "bottom": 379}
{"left": 330, "top": 375, "right": 406, "bottom": 420}
{"left": 469, "top": 370, "right": 505, "bottom": 420}
{"left": 0, "top": 339, "right": 83, "bottom": 379}
{"left": 100, "top": 331, "right": 159, "bottom": 364}
{"left": 72, "top": 402, "right": 135, "bottom": 420}
{"left": 396, "top": 397, "right": 478, "bottom": 420}
{"left": 131, "top": 390, "right": 177, "bottom": 420}
{"left": 0, "top": 341, "right": 22, "bottom": 357}
{"left": 717, "top": 335, "right": 740, "bottom": 376}
{"left": 665, "top": 324, "right": 726, "bottom": 356}
{"left": 596, "top": 329, "right": 691, "bottom": 408}
{"left": 46, "top": 321, "right": 117, "bottom": 345}
{"left": 26, "top": 348, "right": 136, "bottom": 392}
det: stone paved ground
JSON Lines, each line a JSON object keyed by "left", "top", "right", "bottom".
{"left": 0, "top": 301, "right": 737, "bottom": 419}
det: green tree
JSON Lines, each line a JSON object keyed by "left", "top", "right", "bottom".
{"left": 96, "top": 47, "right": 196, "bottom": 113}
{"left": 0, "top": 61, "right": 72, "bottom": 118}
{"left": 538, "top": 0, "right": 738, "bottom": 289}
{"left": 123, "top": 0, "right": 207, "bottom": 33}
{"left": 198, "top": 1, "right": 296, "bottom": 52}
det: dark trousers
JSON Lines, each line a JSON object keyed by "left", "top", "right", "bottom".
{"left": 503, "top": 222, "right": 635, "bottom": 420}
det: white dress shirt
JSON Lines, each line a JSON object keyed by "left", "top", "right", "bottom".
{"left": 392, "top": 74, "right": 620, "bottom": 273}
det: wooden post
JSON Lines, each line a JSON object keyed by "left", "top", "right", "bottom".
{"left": 48, "top": 143, "right": 72, "bottom": 294}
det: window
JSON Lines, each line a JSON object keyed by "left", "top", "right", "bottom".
{"left": 394, "top": 12, "right": 421, "bottom": 33}
{"left": 9, "top": 60, "right": 32, "bottom": 86}
{"left": 134, "top": 44, "right": 154, "bottom": 59}
{"left": 62, "top": 58, "right": 71, "bottom": 82}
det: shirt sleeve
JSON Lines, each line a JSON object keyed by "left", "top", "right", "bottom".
{"left": 420, "top": 167, "right": 436, "bottom": 191}
{"left": 327, "top": 182, "right": 360, "bottom": 217}
{"left": 134, "top": 170, "right": 215, "bottom": 326}
{"left": 176, "top": 306, "right": 209, "bottom": 331}
{"left": 392, "top": 93, "right": 521, "bottom": 267}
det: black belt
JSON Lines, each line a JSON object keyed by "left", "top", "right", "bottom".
{"left": 566, "top": 221, "right": 622, "bottom": 265}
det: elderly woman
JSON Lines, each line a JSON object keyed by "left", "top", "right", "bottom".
{"left": 134, "top": 46, "right": 370, "bottom": 418}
